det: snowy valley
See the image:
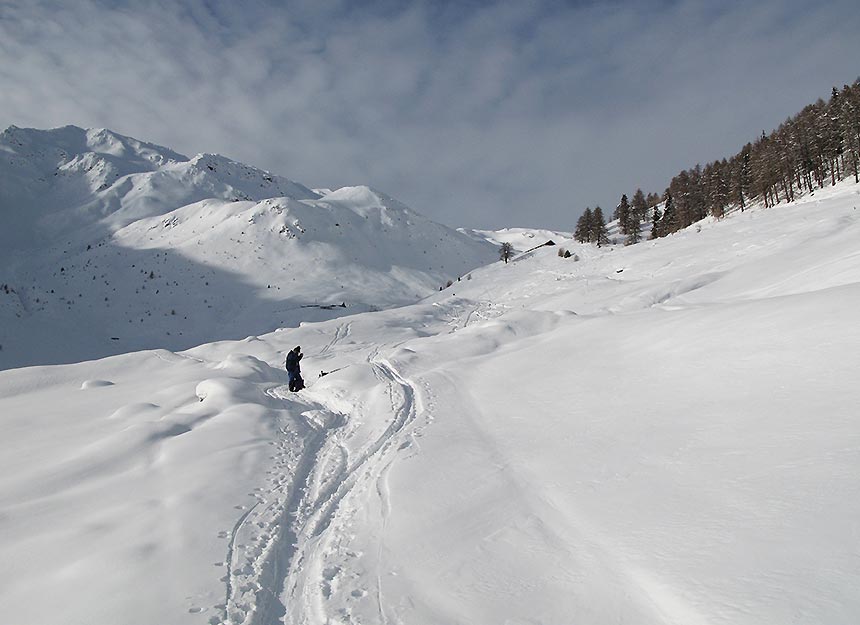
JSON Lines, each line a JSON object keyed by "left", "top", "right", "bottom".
{"left": 2, "top": 127, "right": 860, "bottom": 625}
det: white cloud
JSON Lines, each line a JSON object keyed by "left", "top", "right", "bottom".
{"left": 1, "top": 0, "right": 858, "bottom": 229}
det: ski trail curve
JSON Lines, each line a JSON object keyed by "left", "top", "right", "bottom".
{"left": 216, "top": 392, "right": 345, "bottom": 625}
{"left": 278, "top": 354, "right": 421, "bottom": 624}
{"left": 217, "top": 349, "right": 423, "bottom": 625}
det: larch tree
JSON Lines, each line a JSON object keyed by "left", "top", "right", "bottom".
{"left": 616, "top": 194, "right": 631, "bottom": 235}
{"left": 592, "top": 206, "right": 610, "bottom": 246}
{"left": 650, "top": 204, "right": 662, "bottom": 239}
{"left": 632, "top": 188, "right": 648, "bottom": 221}
{"left": 574, "top": 207, "right": 593, "bottom": 243}
{"left": 660, "top": 191, "right": 677, "bottom": 236}
{"left": 607, "top": 79, "right": 860, "bottom": 243}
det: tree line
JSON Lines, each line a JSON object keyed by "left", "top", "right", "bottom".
{"left": 575, "top": 79, "right": 860, "bottom": 244}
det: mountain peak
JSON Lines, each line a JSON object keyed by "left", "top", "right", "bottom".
{"left": 0, "top": 125, "right": 494, "bottom": 368}
{"left": 1, "top": 124, "right": 188, "bottom": 164}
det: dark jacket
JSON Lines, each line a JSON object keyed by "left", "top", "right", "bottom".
{"left": 286, "top": 349, "right": 302, "bottom": 373}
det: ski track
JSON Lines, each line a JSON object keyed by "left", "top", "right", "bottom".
{"left": 217, "top": 343, "right": 421, "bottom": 625}
{"left": 319, "top": 322, "right": 351, "bottom": 356}
{"left": 224, "top": 500, "right": 262, "bottom": 617}
{"left": 283, "top": 356, "right": 418, "bottom": 623}
{"left": 223, "top": 345, "right": 731, "bottom": 625}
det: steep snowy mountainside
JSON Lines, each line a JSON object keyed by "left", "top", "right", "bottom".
{"left": 0, "top": 126, "right": 494, "bottom": 369}
{"left": 0, "top": 125, "right": 319, "bottom": 254}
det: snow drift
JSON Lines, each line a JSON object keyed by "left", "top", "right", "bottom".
{"left": 1, "top": 174, "right": 859, "bottom": 624}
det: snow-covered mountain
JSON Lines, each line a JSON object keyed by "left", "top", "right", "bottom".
{"left": 2, "top": 176, "right": 858, "bottom": 625}
{"left": 0, "top": 125, "right": 495, "bottom": 368}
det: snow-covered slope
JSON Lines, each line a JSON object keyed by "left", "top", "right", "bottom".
{"left": 460, "top": 225, "right": 567, "bottom": 251}
{"left": 2, "top": 179, "right": 859, "bottom": 625}
{"left": 0, "top": 126, "right": 494, "bottom": 368}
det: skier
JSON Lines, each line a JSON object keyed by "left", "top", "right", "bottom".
{"left": 285, "top": 345, "right": 304, "bottom": 392}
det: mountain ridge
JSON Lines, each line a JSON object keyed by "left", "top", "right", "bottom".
{"left": 0, "top": 125, "right": 494, "bottom": 369}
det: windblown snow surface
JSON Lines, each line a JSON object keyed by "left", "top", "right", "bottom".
{"left": 2, "top": 177, "right": 860, "bottom": 625}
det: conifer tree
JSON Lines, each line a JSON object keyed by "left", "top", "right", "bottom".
{"left": 592, "top": 206, "right": 610, "bottom": 246}
{"left": 840, "top": 83, "right": 860, "bottom": 183}
{"left": 625, "top": 217, "right": 641, "bottom": 245}
{"left": 650, "top": 205, "right": 662, "bottom": 239}
{"left": 661, "top": 191, "right": 678, "bottom": 235}
{"left": 632, "top": 188, "right": 648, "bottom": 221}
{"left": 734, "top": 144, "right": 751, "bottom": 211}
{"left": 707, "top": 159, "right": 730, "bottom": 218}
{"left": 824, "top": 87, "right": 844, "bottom": 185}
{"left": 612, "top": 80, "right": 860, "bottom": 240}
{"left": 616, "top": 194, "right": 631, "bottom": 235}
{"left": 574, "top": 207, "right": 593, "bottom": 243}
{"left": 646, "top": 192, "right": 661, "bottom": 207}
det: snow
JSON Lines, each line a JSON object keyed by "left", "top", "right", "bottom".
{"left": 0, "top": 125, "right": 494, "bottom": 369}
{"left": 2, "top": 125, "right": 860, "bottom": 624}
{"left": 460, "top": 226, "right": 567, "bottom": 251}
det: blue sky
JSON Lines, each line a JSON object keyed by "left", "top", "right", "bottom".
{"left": 1, "top": 0, "right": 858, "bottom": 229}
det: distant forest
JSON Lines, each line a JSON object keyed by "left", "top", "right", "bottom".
{"left": 576, "top": 79, "right": 860, "bottom": 245}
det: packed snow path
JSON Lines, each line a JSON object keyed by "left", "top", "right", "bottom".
{"left": 206, "top": 325, "right": 427, "bottom": 625}
{"left": 272, "top": 357, "right": 421, "bottom": 625}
